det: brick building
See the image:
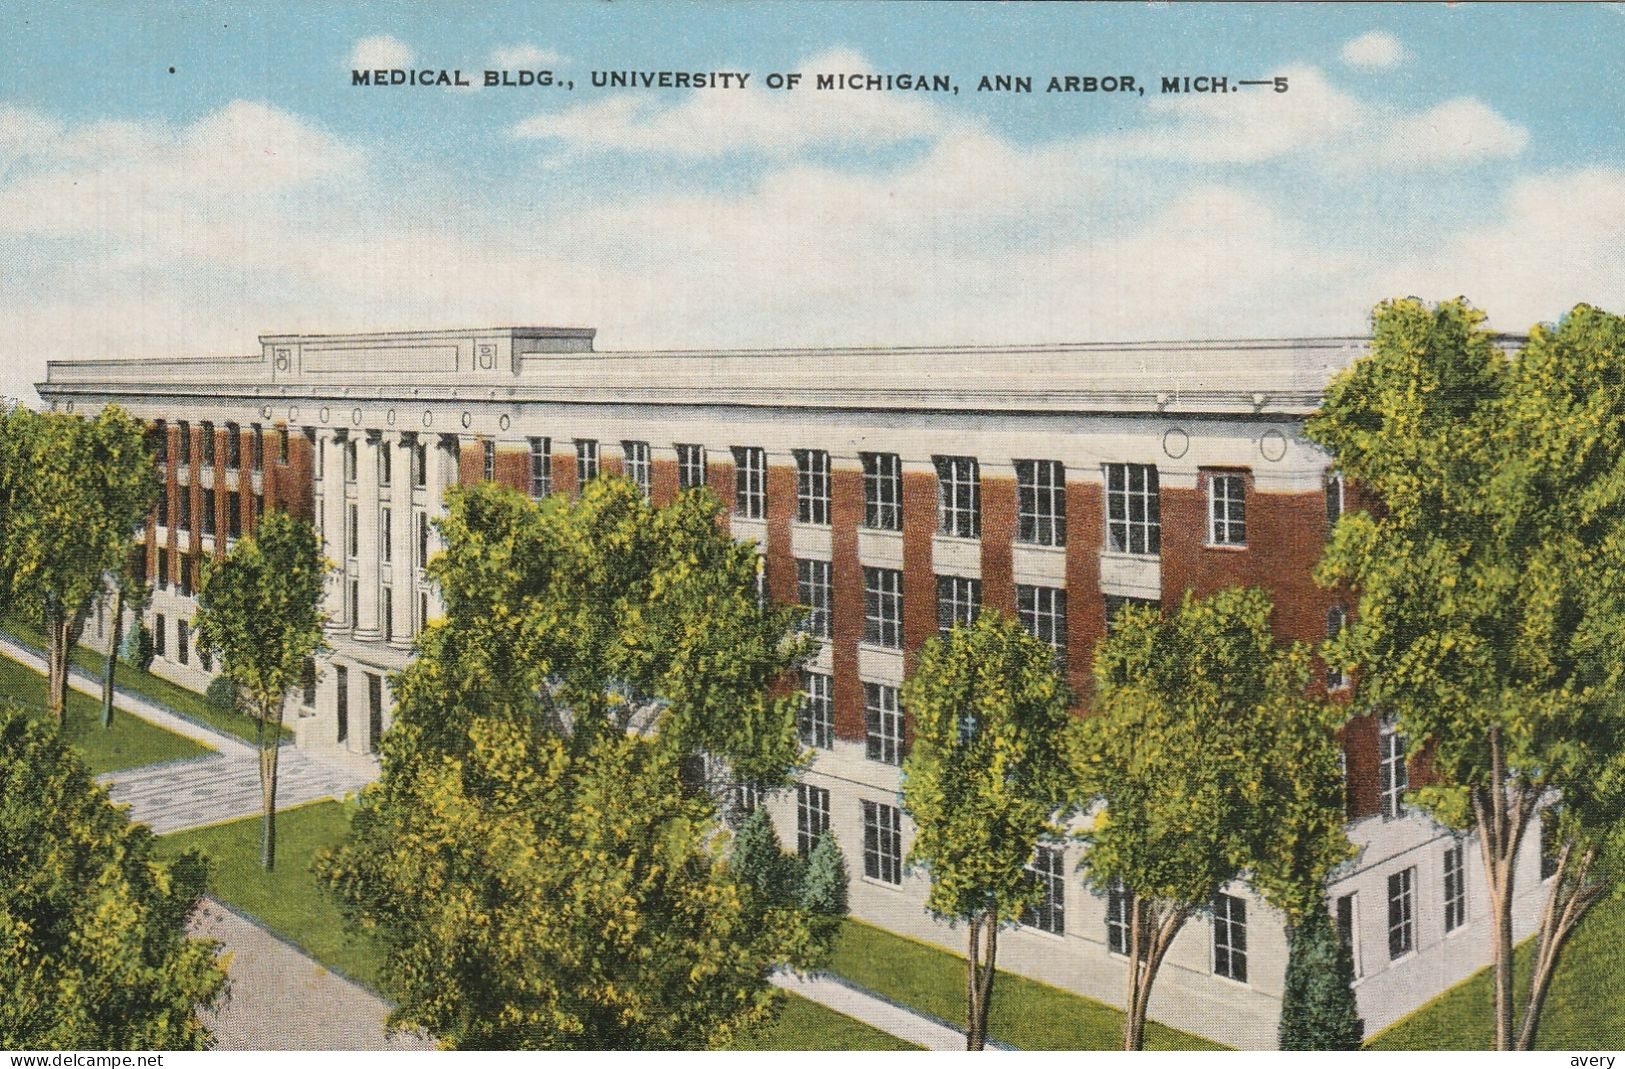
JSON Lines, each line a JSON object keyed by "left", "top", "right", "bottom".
{"left": 37, "top": 326, "right": 1549, "bottom": 1048}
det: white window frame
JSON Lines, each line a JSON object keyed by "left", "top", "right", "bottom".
{"left": 1443, "top": 841, "right": 1466, "bottom": 933}
{"left": 1018, "top": 584, "right": 1067, "bottom": 658}
{"left": 676, "top": 443, "right": 707, "bottom": 489}
{"left": 1379, "top": 720, "right": 1408, "bottom": 820}
{"left": 1388, "top": 867, "right": 1415, "bottom": 960}
{"left": 1206, "top": 471, "right": 1247, "bottom": 546}
{"left": 864, "top": 682, "right": 904, "bottom": 766}
{"left": 795, "top": 449, "right": 832, "bottom": 525}
{"left": 575, "top": 439, "right": 599, "bottom": 486}
{"left": 621, "top": 440, "right": 651, "bottom": 499}
{"left": 864, "top": 567, "right": 904, "bottom": 649}
{"left": 797, "top": 558, "right": 832, "bottom": 639}
{"left": 733, "top": 446, "right": 766, "bottom": 519}
{"left": 1105, "top": 462, "right": 1160, "bottom": 556}
{"left": 799, "top": 671, "right": 834, "bottom": 750}
{"left": 1326, "top": 604, "right": 1348, "bottom": 691}
{"left": 1213, "top": 893, "right": 1249, "bottom": 982}
{"left": 1021, "top": 846, "right": 1066, "bottom": 935}
{"left": 796, "top": 783, "right": 830, "bottom": 857}
{"left": 862, "top": 451, "right": 903, "bottom": 531}
{"left": 936, "top": 574, "right": 980, "bottom": 636}
{"left": 1016, "top": 459, "right": 1067, "bottom": 546}
{"left": 934, "top": 455, "right": 981, "bottom": 539}
{"left": 528, "top": 437, "right": 551, "bottom": 498}
{"left": 862, "top": 800, "right": 903, "bottom": 885}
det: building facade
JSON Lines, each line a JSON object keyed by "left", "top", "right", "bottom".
{"left": 39, "top": 326, "right": 1549, "bottom": 1049}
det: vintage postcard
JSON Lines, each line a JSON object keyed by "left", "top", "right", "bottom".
{"left": 2, "top": 0, "right": 1623, "bottom": 1058}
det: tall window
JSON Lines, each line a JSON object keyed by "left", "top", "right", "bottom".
{"left": 416, "top": 511, "right": 429, "bottom": 571}
{"left": 1326, "top": 471, "right": 1345, "bottom": 532}
{"left": 301, "top": 656, "right": 317, "bottom": 708}
{"left": 280, "top": 427, "right": 291, "bottom": 463}
{"left": 1388, "top": 867, "right": 1415, "bottom": 959}
{"left": 864, "top": 683, "right": 904, "bottom": 765}
{"left": 1325, "top": 605, "right": 1348, "bottom": 690}
{"left": 251, "top": 424, "right": 263, "bottom": 472}
{"left": 862, "top": 800, "right": 903, "bottom": 884}
{"left": 156, "top": 482, "right": 168, "bottom": 527}
{"left": 177, "top": 421, "right": 191, "bottom": 466}
{"left": 1213, "top": 894, "right": 1248, "bottom": 982}
{"left": 796, "top": 783, "right": 830, "bottom": 857}
{"left": 1021, "top": 846, "right": 1066, "bottom": 935}
{"left": 200, "top": 422, "right": 215, "bottom": 465}
{"left": 1443, "top": 841, "right": 1466, "bottom": 932}
{"left": 180, "top": 556, "right": 194, "bottom": 597}
{"left": 862, "top": 452, "right": 903, "bottom": 531}
{"left": 201, "top": 489, "right": 215, "bottom": 537}
{"left": 575, "top": 439, "right": 599, "bottom": 485}
{"left": 381, "top": 588, "right": 393, "bottom": 644}
{"left": 1105, "top": 463, "right": 1160, "bottom": 555}
{"left": 482, "top": 439, "right": 495, "bottom": 482}
{"left": 622, "top": 440, "right": 651, "bottom": 499}
{"left": 863, "top": 567, "right": 903, "bottom": 649}
{"left": 153, "top": 614, "right": 166, "bottom": 657}
{"left": 1336, "top": 893, "right": 1360, "bottom": 976}
{"left": 157, "top": 548, "right": 169, "bottom": 590}
{"left": 733, "top": 446, "right": 766, "bottom": 518}
{"left": 311, "top": 430, "right": 323, "bottom": 480}
{"left": 936, "top": 574, "right": 980, "bottom": 635}
{"left": 1016, "top": 459, "right": 1066, "bottom": 546}
{"left": 676, "top": 443, "right": 707, "bottom": 489}
{"left": 178, "top": 485, "right": 192, "bottom": 532}
{"left": 412, "top": 437, "right": 427, "bottom": 489}
{"left": 154, "top": 420, "right": 168, "bottom": 465}
{"left": 345, "top": 439, "right": 358, "bottom": 483}
{"left": 797, "top": 559, "right": 832, "bottom": 639}
{"left": 799, "top": 671, "right": 834, "bottom": 750}
{"left": 177, "top": 620, "right": 190, "bottom": 665}
{"left": 528, "top": 437, "right": 550, "bottom": 498}
{"left": 795, "top": 449, "right": 831, "bottom": 525}
{"left": 934, "top": 456, "right": 980, "bottom": 538}
{"left": 1379, "top": 721, "right": 1408, "bottom": 819}
{"left": 1207, "top": 472, "right": 1246, "bottom": 546}
{"left": 347, "top": 503, "right": 359, "bottom": 559}
{"left": 377, "top": 439, "right": 392, "bottom": 487}
{"left": 225, "top": 423, "right": 240, "bottom": 470}
{"left": 1106, "top": 880, "right": 1132, "bottom": 956}
{"left": 227, "top": 491, "right": 240, "bottom": 540}
{"left": 380, "top": 507, "right": 392, "bottom": 563}
{"left": 1018, "top": 585, "right": 1067, "bottom": 658}
{"left": 336, "top": 665, "right": 349, "bottom": 744}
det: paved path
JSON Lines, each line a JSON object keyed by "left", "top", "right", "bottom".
{"left": 772, "top": 971, "right": 1006, "bottom": 1051}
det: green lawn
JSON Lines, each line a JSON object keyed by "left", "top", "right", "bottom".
{"left": 1, "top": 615, "right": 290, "bottom": 744}
{"left": 1368, "top": 893, "right": 1625, "bottom": 1050}
{"left": 0, "top": 653, "right": 209, "bottom": 773}
{"left": 827, "top": 918, "right": 1222, "bottom": 1050}
{"left": 730, "top": 994, "right": 920, "bottom": 1051}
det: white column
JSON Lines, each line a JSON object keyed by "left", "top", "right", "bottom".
{"left": 421, "top": 433, "right": 449, "bottom": 620}
{"left": 354, "top": 432, "right": 382, "bottom": 640}
{"left": 320, "top": 430, "right": 346, "bottom": 630}
{"left": 389, "top": 432, "right": 414, "bottom": 648}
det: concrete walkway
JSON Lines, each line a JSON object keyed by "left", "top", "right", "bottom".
{"left": 772, "top": 971, "right": 1008, "bottom": 1051}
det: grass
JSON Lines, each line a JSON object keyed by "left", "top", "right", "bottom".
{"left": 1368, "top": 893, "right": 1625, "bottom": 1050}
{"left": 1, "top": 614, "right": 290, "bottom": 744}
{"left": 729, "top": 993, "right": 919, "bottom": 1051}
{"left": 827, "top": 918, "right": 1222, "bottom": 1050}
{"left": 0, "top": 652, "right": 210, "bottom": 774}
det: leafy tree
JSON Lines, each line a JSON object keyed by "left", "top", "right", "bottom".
{"left": 1308, "top": 299, "right": 1625, "bottom": 1049}
{"left": 0, "top": 705, "right": 227, "bottom": 1048}
{"left": 317, "top": 477, "right": 818, "bottom": 1048}
{"left": 0, "top": 407, "right": 155, "bottom": 726}
{"left": 800, "top": 831, "right": 850, "bottom": 919}
{"left": 900, "top": 611, "right": 1073, "bottom": 1051}
{"left": 1074, "top": 587, "right": 1350, "bottom": 1051}
{"left": 732, "top": 806, "right": 805, "bottom": 907}
{"left": 192, "top": 510, "right": 327, "bottom": 871}
{"left": 1278, "top": 907, "right": 1363, "bottom": 1050}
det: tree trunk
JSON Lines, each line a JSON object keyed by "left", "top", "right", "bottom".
{"left": 258, "top": 693, "right": 285, "bottom": 870}
{"left": 1123, "top": 899, "right": 1187, "bottom": 1051}
{"left": 47, "top": 612, "right": 71, "bottom": 727}
{"left": 1122, "top": 893, "right": 1142, "bottom": 1051}
{"left": 964, "top": 914, "right": 997, "bottom": 1051}
{"left": 100, "top": 587, "right": 123, "bottom": 729}
{"left": 1470, "top": 728, "right": 1538, "bottom": 1052}
{"left": 1517, "top": 841, "right": 1604, "bottom": 1050}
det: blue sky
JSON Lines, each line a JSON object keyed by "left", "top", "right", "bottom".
{"left": 3, "top": 2, "right": 1624, "bottom": 400}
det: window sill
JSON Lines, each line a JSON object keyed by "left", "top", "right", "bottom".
{"left": 861, "top": 875, "right": 905, "bottom": 892}
{"left": 1202, "top": 542, "right": 1249, "bottom": 552}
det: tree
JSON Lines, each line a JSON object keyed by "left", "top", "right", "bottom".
{"left": 0, "top": 407, "right": 155, "bottom": 726}
{"left": 317, "top": 477, "right": 819, "bottom": 1048}
{"left": 900, "top": 612, "right": 1073, "bottom": 1051}
{"left": 0, "top": 705, "right": 227, "bottom": 1048}
{"left": 800, "top": 831, "right": 850, "bottom": 919}
{"left": 732, "top": 806, "right": 805, "bottom": 907}
{"left": 192, "top": 510, "right": 327, "bottom": 871}
{"left": 99, "top": 543, "right": 152, "bottom": 730}
{"left": 1074, "top": 587, "right": 1350, "bottom": 1051}
{"left": 1308, "top": 299, "right": 1625, "bottom": 1049}
{"left": 1278, "top": 907, "right": 1363, "bottom": 1050}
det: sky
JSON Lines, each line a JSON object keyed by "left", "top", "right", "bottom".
{"left": 2, "top": 1, "right": 1624, "bottom": 402}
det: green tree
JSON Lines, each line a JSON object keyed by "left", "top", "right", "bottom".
{"left": 192, "top": 510, "right": 327, "bottom": 871}
{"left": 732, "top": 806, "right": 804, "bottom": 907}
{"left": 900, "top": 612, "right": 1073, "bottom": 1051}
{"left": 317, "top": 477, "right": 818, "bottom": 1048}
{"left": 98, "top": 543, "right": 153, "bottom": 730}
{"left": 1074, "top": 587, "right": 1350, "bottom": 1051}
{"left": 1308, "top": 299, "right": 1625, "bottom": 1049}
{"left": 1278, "top": 907, "right": 1363, "bottom": 1050}
{"left": 0, "top": 407, "right": 155, "bottom": 725}
{"left": 800, "top": 831, "right": 850, "bottom": 920}
{"left": 0, "top": 705, "right": 227, "bottom": 1048}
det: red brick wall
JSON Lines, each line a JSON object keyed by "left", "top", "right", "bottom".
{"left": 554, "top": 451, "right": 578, "bottom": 499}
{"left": 831, "top": 468, "right": 865, "bottom": 742}
{"left": 651, "top": 458, "right": 678, "bottom": 507}
{"left": 1342, "top": 712, "right": 1380, "bottom": 819}
{"left": 708, "top": 456, "right": 736, "bottom": 515}
{"left": 900, "top": 471, "right": 937, "bottom": 666}
{"left": 493, "top": 445, "right": 528, "bottom": 494}
{"left": 278, "top": 426, "right": 316, "bottom": 523}
{"left": 1064, "top": 481, "right": 1106, "bottom": 706}
{"left": 765, "top": 465, "right": 798, "bottom": 605}
{"left": 981, "top": 476, "right": 1016, "bottom": 618}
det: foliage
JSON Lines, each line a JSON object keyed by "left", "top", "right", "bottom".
{"left": 732, "top": 807, "right": 805, "bottom": 907}
{"left": 192, "top": 510, "right": 327, "bottom": 870}
{"left": 204, "top": 676, "right": 241, "bottom": 717}
{"left": 0, "top": 406, "right": 155, "bottom": 722}
{"left": 1074, "top": 586, "right": 1351, "bottom": 1050}
{"left": 800, "top": 832, "right": 850, "bottom": 919}
{"left": 0, "top": 705, "right": 226, "bottom": 1048}
{"left": 900, "top": 611, "right": 1074, "bottom": 1050}
{"left": 1307, "top": 298, "right": 1625, "bottom": 1048}
{"left": 1279, "top": 908, "right": 1364, "bottom": 1050}
{"left": 120, "top": 617, "right": 155, "bottom": 670}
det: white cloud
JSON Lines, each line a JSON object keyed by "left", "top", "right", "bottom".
{"left": 489, "top": 44, "right": 561, "bottom": 68}
{"left": 1362, "top": 97, "right": 1528, "bottom": 169}
{"left": 348, "top": 35, "right": 413, "bottom": 70}
{"left": 1341, "top": 31, "right": 1406, "bottom": 69}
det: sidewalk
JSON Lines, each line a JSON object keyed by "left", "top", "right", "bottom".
{"left": 773, "top": 971, "right": 1012, "bottom": 1051}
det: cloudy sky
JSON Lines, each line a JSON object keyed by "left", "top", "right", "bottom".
{"left": 2, "top": 2, "right": 1623, "bottom": 401}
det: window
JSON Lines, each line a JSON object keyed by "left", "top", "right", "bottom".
{"left": 482, "top": 439, "right": 495, "bottom": 482}
{"left": 279, "top": 427, "right": 290, "bottom": 464}
{"left": 1104, "top": 595, "right": 1159, "bottom": 634}
{"left": 177, "top": 620, "right": 190, "bottom": 665}
{"left": 336, "top": 665, "right": 349, "bottom": 744}
{"left": 301, "top": 656, "right": 317, "bottom": 708}
{"left": 863, "top": 567, "right": 903, "bottom": 648}
{"left": 418, "top": 591, "right": 429, "bottom": 632}
{"left": 1326, "top": 471, "right": 1345, "bottom": 532}
{"left": 156, "top": 481, "right": 168, "bottom": 527}
{"left": 224, "top": 423, "right": 240, "bottom": 470}
{"left": 729, "top": 782, "right": 761, "bottom": 822}
{"left": 416, "top": 511, "right": 429, "bottom": 571}
{"left": 381, "top": 588, "right": 393, "bottom": 644}
{"left": 413, "top": 438, "right": 428, "bottom": 489}
{"left": 154, "top": 420, "right": 168, "bottom": 465}
{"left": 797, "top": 559, "right": 832, "bottom": 639}
{"left": 1106, "top": 880, "right": 1132, "bottom": 956}
{"left": 1016, "top": 459, "right": 1066, "bottom": 546}
{"left": 377, "top": 439, "right": 392, "bottom": 487}
{"left": 1336, "top": 892, "right": 1360, "bottom": 976}
{"left": 179, "top": 556, "right": 194, "bottom": 597}
{"left": 251, "top": 424, "right": 263, "bottom": 472}
{"left": 349, "top": 579, "right": 359, "bottom": 629}
{"left": 733, "top": 446, "right": 766, "bottom": 518}
{"left": 157, "top": 549, "right": 169, "bottom": 590}
{"left": 676, "top": 443, "right": 707, "bottom": 489}
{"left": 200, "top": 422, "right": 215, "bottom": 465}
{"left": 934, "top": 456, "right": 980, "bottom": 538}
{"left": 178, "top": 485, "right": 191, "bottom": 531}
{"left": 576, "top": 439, "right": 599, "bottom": 485}
{"left": 622, "top": 440, "right": 651, "bottom": 499}
{"left": 1443, "top": 841, "right": 1466, "bottom": 932}
{"left": 528, "top": 437, "right": 550, "bottom": 498}
{"left": 312, "top": 430, "right": 323, "bottom": 480}
{"left": 865, "top": 683, "right": 904, "bottom": 765}
{"left": 345, "top": 439, "right": 357, "bottom": 483}
{"left": 1213, "top": 893, "right": 1248, "bottom": 982}
{"left": 177, "top": 421, "right": 190, "bottom": 466}
{"left": 347, "top": 504, "right": 359, "bottom": 559}
{"left": 936, "top": 574, "right": 980, "bottom": 635}
{"left": 153, "top": 614, "right": 166, "bottom": 657}
{"left": 227, "top": 491, "right": 240, "bottom": 540}
{"left": 1388, "top": 868, "right": 1415, "bottom": 959}
{"left": 796, "top": 783, "right": 830, "bottom": 857}
{"left": 1021, "top": 846, "right": 1066, "bottom": 934}
{"left": 380, "top": 507, "right": 392, "bottom": 563}
{"left": 1207, "top": 472, "right": 1246, "bottom": 546}
{"left": 1325, "top": 605, "right": 1348, "bottom": 691}
{"left": 799, "top": 671, "right": 834, "bottom": 750}
{"left": 795, "top": 449, "right": 831, "bottom": 525}
{"left": 862, "top": 452, "right": 903, "bottom": 531}
{"left": 862, "top": 800, "right": 903, "bottom": 884}
{"left": 1018, "top": 585, "right": 1067, "bottom": 658}
{"left": 1106, "top": 463, "right": 1160, "bottom": 555}
{"left": 1379, "top": 721, "right": 1408, "bottom": 819}
{"left": 201, "top": 489, "right": 215, "bottom": 538}
{"left": 252, "top": 492, "right": 263, "bottom": 525}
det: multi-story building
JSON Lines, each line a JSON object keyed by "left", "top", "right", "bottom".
{"left": 38, "top": 326, "right": 1549, "bottom": 1049}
